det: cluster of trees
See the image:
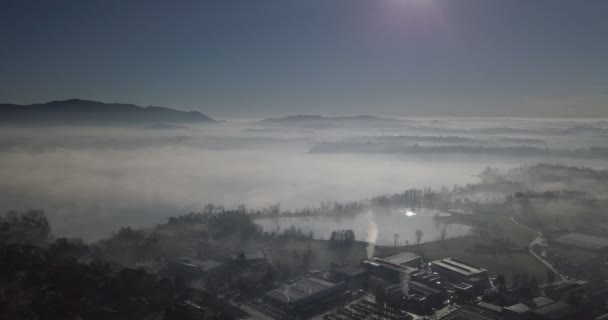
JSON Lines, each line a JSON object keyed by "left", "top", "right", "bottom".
{"left": 491, "top": 272, "right": 542, "bottom": 306}
{"left": 234, "top": 250, "right": 247, "bottom": 263}
{"left": 271, "top": 225, "right": 313, "bottom": 239}
{"left": 371, "top": 187, "right": 446, "bottom": 208}
{"left": 104, "top": 211, "right": 266, "bottom": 265}
{"left": 0, "top": 212, "right": 241, "bottom": 319}
{"left": 102, "top": 226, "right": 169, "bottom": 265}
{"left": 187, "top": 172, "right": 513, "bottom": 223}
{"left": 415, "top": 229, "right": 423, "bottom": 245}
{"left": 327, "top": 229, "right": 357, "bottom": 259}
{"left": 0, "top": 243, "right": 235, "bottom": 319}
{"left": 204, "top": 257, "right": 303, "bottom": 299}
{"left": 329, "top": 229, "right": 355, "bottom": 241}
{"left": 114, "top": 226, "right": 147, "bottom": 241}
{"left": 190, "top": 184, "right": 461, "bottom": 222}
{"left": 0, "top": 210, "right": 51, "bottom": 244}
{"left": 166, "top": 211, "right": 261, "bottom": 240}
{"left": 166, "top": 164, "right": 608, "bottom": 235}
{"left": 257, "top": 201, "right": 366, "bottom": 218}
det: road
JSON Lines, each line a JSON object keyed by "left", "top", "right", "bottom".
{"left": 510, "top": 216, "right": 566, "bottom": 282}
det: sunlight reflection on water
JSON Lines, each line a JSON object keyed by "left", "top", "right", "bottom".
{"left": 399, "top": 209, "right": 417, "bottom": 217}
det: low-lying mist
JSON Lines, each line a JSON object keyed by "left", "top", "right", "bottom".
{"left": 1, "top": 118, "right": 607, "bottom": 240}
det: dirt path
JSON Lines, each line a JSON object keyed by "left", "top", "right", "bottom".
{"left": 510, "top": 216, "right": 566, "bottom": 282}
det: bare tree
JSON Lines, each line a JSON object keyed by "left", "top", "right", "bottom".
{"left": 415, "top": 229, "right": 423, "bottom": 245}
{"left": 204, "top": 204, "right": 215, "bottom": 214}
{"left": 546, "top": 270, "right": 556, "bottom": 284}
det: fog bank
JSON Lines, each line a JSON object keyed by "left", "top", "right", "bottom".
{"left": 1, "top": 118, "right": 607, "bottom": 240}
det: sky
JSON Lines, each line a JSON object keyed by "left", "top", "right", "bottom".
{"left": 1, "top": 0, "right": 608, "bottom": 118}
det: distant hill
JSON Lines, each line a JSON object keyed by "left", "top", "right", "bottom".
{"left": 143, "top": 123, "right": 190, "bottom": 130}
{"left": 259, "top": 114, "right": 401, "bottom": 127}
{"left": 0, "top": 99, "right": 215, "bottom": 125}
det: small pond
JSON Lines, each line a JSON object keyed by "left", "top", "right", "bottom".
{"left": 254, "top": 208, "right": 471, "bottom": 246}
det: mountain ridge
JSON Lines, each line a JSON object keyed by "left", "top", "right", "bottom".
{"left": 260, "top": 114, "right": 401, "bottom": 123}
{"left": 0, "top": 99, "right": 215, "bottom": 125}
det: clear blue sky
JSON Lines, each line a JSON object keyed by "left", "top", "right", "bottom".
{"left": 1, "top": 0, "right": 607, "bottom": 118}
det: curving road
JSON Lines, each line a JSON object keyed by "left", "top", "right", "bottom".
{"left": 510, "top": 216, "right": 566, "bottom": 282}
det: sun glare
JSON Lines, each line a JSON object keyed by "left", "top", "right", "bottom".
{"left": 399, "top": 209, "right": 417, "bottom": 217}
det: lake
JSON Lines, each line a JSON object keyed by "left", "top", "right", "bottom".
{"left": 254, "top": 208, "right": 472, "bottom": 246}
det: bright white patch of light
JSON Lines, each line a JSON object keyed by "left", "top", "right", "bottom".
{"left": 399, "top": 208, "right": 417, "bottom": 217}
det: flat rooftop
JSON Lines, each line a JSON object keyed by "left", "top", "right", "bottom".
{"left": 505, "top": 303, "right": 530, "bottom": 314}
{"left": 432, "top": 258, "right": 486, "bottom": 276}
{"left": 530, "top": 296, "right": 555, "bottom": 308}
{"left": 383, "top": 252, "right": 421, "bottom": 266}
{"left": 175, "top": 257, "right": 223, "bottom": 271}
{"left": 265, "top": 277, "right": 339, "bottom": 304}
{"left": 531, "top": 301, "right": 573, "bottom": 319}
{"left": 368, "top": 258, "right": 418, "bottom": 274}
{"left": 505, "top": 296, "right": 554, "bottom": 314}
{"left": 409, "top": 281, "right": 442, "bottom": 296}
{"left": 445, "top": 281, "right": 473, "bottom": 291}
{"left": 233, "top": 248, "right": 266, "bottom": 261}
{"left": 332, "top": 264, "right": 367, "bottom": 277}
{"left": 477, "top": 302, "right": 502, "bottom": 313}
{"left": 439, "top": 305, "right": 501, "bottom": 320}
{"left": 553, "top": 232, "right": 608, "bottom": 251}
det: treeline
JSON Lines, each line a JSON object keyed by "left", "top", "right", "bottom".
{"left": 0, "top": 210, "right": 237, "bottom": 319}
{"left": 243, "top": 188, "right": 458, "bottom": 219}
{"left": 165, "top": 212, "right": 318, "bottom": 240}
{"left": 176, "top": 165, "right": 560, "bottom": 221}
{"left": 329, "top": 229, "right": 355, "bottom": 241}
{"left": 0, "top": 243, "right": 237, "bottom": 319}
{"left": 164, "top": 211, "right": 261, "bottom": 240}
{"left": 268, "top": 224, "right": 314, "bottom": 240}
{"left": 0, "top": 210, "right": 51, "bottom": 244}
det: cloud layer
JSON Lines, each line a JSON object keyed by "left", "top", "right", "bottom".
{"left": 1, "top": 118, "right": 607, "bottom": 240}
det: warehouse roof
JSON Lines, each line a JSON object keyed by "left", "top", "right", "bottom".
{"left": 383, "top": 252, "right": 421, "bottom": 266}
{"left": 439, "top": 305, "right": 501, "bottom": 320}
{"left": 432, "top": 258, "right": 486, "bottom": 276}
{"left": 265, "top": 277, "right": 340, "bottom": 304}
{"left": 332, "top": 264, "right": 367, "bottom": 277}
{"left": 531, "top": 301, "right": 573, "bottom": 320}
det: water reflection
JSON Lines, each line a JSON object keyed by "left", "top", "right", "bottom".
{"left": 254, "top": 208, "right": 471, "bottom": 246}
{"left": 399, "top": 209, "right": 417, "bottom": 217}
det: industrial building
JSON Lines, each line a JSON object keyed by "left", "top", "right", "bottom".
{"left": 362, "top": 252, "right": 420, "bottom": 283}
{"left": 264, "top": 276, "right": 347, "bottom": 312}
{"left": 530, "top": 301, "right": 574, "bottom": 320}
{"left": 330, "top": 263, "right": 368, "bottom": 288}
{"left": 438, "top": 304, "right": 501, "bottom": 320}
{"left": 382, "top": 252, "right": 423, "bottom": 268}
{"left": 439, "top": 298, "right": 575, "bottom": 320}
{"left": 503, "top": 296, "right": 555, "bottom": 319}
{"left": 233, "top": 248, "right": 268, "bottom": 267}
{"left": 411, "top": 268, "right": 474, "bottom": 297}
{"left": 168, "top": 257, "right": 224, "bottom": 279}
{"left": 431, "top": 258, "right": 488, "bottom": 284}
